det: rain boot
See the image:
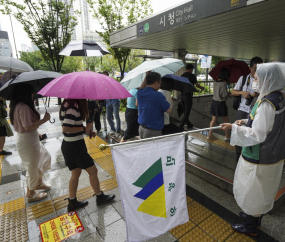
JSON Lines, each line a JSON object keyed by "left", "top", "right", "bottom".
{"left": 94, "top": 191, "right": 115, "bottom": 205}
{"left": 65, "top": 197, "right": 88, "bottom": 212}
{"left": 239, "top": 212, "right": 263, "bottom": 228}
{"left": 232, "top": 214, "right": 262, "bottom": 236}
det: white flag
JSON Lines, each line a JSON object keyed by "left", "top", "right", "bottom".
{"left": 111, "top": 135, "right": 189, "bottom": 242}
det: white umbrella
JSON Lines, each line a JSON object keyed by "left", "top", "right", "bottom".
{"left": 59, "top": 40, "right": 110, "bottom": 57}
{"left": 0, "top": 57, "right": 33, "bottom": 73}
{"left": 120, "top": 58, "right": 184, "bottom": 90}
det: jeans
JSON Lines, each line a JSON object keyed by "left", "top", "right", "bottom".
{"left": 179, "top": 95, "right": 193, "bottom": 128}
{"left": 235, "top": 110, "right": 249, "bottom": 162}
{"left": 106, "top": 101, "right": 121, "bottom": 133}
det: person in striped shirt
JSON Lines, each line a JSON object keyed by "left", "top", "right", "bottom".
{"left": 60, "top": 99, "right": 115, "bottom": 212}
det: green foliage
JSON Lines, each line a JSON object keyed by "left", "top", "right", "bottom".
{"left": 87, "top": 0, "right": 152, "bottom": 78}
{"left": 212, "top": 56, "right": 226, "bottom": 66}
{"left": 20, "top": 51, "right": 82, "bottom": 74}
{"left": 193, "top": 82, "right": 213, "bottom": 96}
{"left": 120, "top": 98, "right": 127, "bottom": 111}
{"left": 1, "top": 0, "right": 78, "bottom": 72}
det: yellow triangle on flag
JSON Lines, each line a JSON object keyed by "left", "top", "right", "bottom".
{"left": 137, "top": 184, "right": 167, "bottom": 218}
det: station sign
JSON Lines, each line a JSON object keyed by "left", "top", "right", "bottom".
{"left": 40, "top": 211, "right": 84, "bottom": 242}
{"left": 137, "top": 0, "right": 247, "bottom": 37}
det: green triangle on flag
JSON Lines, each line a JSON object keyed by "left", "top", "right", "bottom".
{"left": 133, "top": 158, "right": 163, "bottom": 188}
{"left": 137, "top": 184, "right": 167, "bottom": 218}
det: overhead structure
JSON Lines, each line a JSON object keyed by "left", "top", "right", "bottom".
{"left": 110, "top": 0, "right": 285, "bottom": 61}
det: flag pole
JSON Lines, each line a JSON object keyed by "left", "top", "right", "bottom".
{"left": 99, "top": 126, "right": 223, "bottom": 150}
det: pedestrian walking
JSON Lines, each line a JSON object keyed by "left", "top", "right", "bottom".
{"left": 120, "top": 88, "right": 139, "bottom": 142}
{"left": 9, "top": 83, "right": 51, "bottom": 202}
{"left": 179, "top": 64, "right": 205, "bottom": 130}
{"left": 60, "top": 99, "right": 115, "bottom": 211}
{"left": 102, "top": 71, "right": 121, "bottom": 138}
{"left": 207, "top": 68, "right": 231, "bottom": 140}
{"left": 220, "top": 62, "right": 285, "bottom": 236}
{"left": 231, "top": 56, "right": 263, "bottom": 162}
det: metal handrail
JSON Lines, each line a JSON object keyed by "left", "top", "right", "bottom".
{"left": 193, "top": 80, "right": 237, "bottom": 97}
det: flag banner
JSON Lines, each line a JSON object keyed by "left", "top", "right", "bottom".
{"left": 111, "top": 135, "right": 189, "bottom": 242}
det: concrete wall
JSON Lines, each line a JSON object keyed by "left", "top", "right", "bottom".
{"left": 170, "top": 95, "right": 238, "bottom": 136}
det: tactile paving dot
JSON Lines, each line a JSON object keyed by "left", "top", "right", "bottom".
{"left": 0, "top": 209, "right": 28, "bottom": 242}
{"left": 187, "top": 196, "right": 193, "bottom": 204}
{"left": 187, "top": 201, "right": 213, "bottom": 225}
{"left": 170, "top": 220, "right": 196, "bottom": 238}
{"left": 225, "top": 232, "right": 256, "bottom": 242}
{"left": 179, "top": 226, "right": 215, "bottom": 242}
{"left": 199, "top": 214, "right": 234, "bottom": 242}
{"left": 0, "top": 197, "right": 25, "bottom": 216}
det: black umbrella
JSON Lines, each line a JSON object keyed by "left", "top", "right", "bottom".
{"left": 161, "top": 74, "right": 198, "bottom": 93}
{"left": 0, "top": 70, "right": 62, "bottom": 100}
{"left": 0, "top": 70, "right": 62, "bottom": 123}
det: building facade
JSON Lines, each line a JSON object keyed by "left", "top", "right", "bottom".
{"left": 0, "top": 31, "right": 13, "bottom": 57}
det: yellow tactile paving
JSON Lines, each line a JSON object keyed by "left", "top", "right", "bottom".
{"left": 179, "top": 226, "right": 216, "bottom": 242}
{"left": 90, "top": 152, "right": 107, "bottom": 159}
{"left": 189, "top": 133, "right": 235, "bottom": 151}
{"left": 187, "top": 201, "right": 213, "bottom": 225}
{"left": 199, "top": 214, "right": 235, "bottom": 242}
{"left": 225, "top": 232, "right": 256, "bottom": 242}
{"left": 86, "top": 146, "right": 102, "bottom": 154}
{"left": 187, "top": 196, "right": 193, "bottom": 204}
{"left": 0, "top": 208, "right": 28, "bottom": 242}
{"left": 0, "top": 197, "right": 25, "bottom": 217}
{"left": 170, "top": 220, "right": 196, "bottom": 238}
{"left": 77, "top": 178, "right": 118, "bottom": 201}
{"left": 26, "top": 200, "right": 56, "bottom": 222}
{"left": 52, "top": 194, "right": 70, "bottom": 212}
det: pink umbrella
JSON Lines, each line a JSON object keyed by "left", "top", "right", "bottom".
{"left": 38, "top": 71, "right": 132, "bottom": 99}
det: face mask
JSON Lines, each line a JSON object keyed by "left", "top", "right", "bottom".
{"left": 252, "top": 81, "right": 260, "bottom": 93}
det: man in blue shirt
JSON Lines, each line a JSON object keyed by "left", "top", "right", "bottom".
{"left": 137, "top": 72, "right": 172, "bottom": 139}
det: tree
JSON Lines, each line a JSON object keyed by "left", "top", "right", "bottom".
{"left": 87, "top": 0, "right": 152, "bottom": 79}
{"left": 125, "top": 49, "right": 145, "bottom": 72}
{"left": 212, "top": 56, "right": 226, "bottom": 66}
{"left": 20, "top": 50, "right": 82, "bottom": 74}
{"left": 0, "top": 0, "right": 78, "bottom": 72}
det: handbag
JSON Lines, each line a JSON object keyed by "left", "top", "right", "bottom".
{"left": 233, "top": 75, "right": 247, "bottom": 110}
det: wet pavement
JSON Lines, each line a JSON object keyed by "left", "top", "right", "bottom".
{"left": 0, "top": 98, "right": 284, "bottom": 242}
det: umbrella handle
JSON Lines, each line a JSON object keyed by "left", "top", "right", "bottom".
{"left": 49, "top": 118, "right": 55, "bottom": 124}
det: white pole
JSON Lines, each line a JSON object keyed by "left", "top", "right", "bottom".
{"left": 101, "top": 126, "right": 222, "bottom": 148}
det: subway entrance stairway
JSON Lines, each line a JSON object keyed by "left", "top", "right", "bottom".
{"left": 0, "top": 103, "right": 284, "bottom": 241}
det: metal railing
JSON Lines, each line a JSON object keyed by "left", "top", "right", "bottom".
{"left": 193, "top": 81, "right": 237, "bottom": 97}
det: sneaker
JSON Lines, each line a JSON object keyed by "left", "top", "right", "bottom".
{"left": 0, "top": 150, "right": 12, "bottom": 156}
{"left": 115, "top": 133, "right": 121, "bottom": 139}
{"left": 107, "top": 130, "right": 116, "bottom": 135}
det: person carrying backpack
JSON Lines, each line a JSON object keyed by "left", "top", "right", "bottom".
{"left": 231, "top": 57, "right": 263, "bottom": 162}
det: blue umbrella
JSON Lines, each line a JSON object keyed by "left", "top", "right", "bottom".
{"left": 162, "top": 74, "right": 198, "bottom": 92}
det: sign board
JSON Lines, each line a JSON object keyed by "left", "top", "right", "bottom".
{"left": 40, "top": 211, "right": 84, "bottom": 242}
{"left": 201, "top": 56, "right": 212, "bottom": 68}
{"left": 137, "top": 0, "right": 247, "bottom": 37}
{"left": 204, "top": 101, "right": 212, "bottom": 112}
